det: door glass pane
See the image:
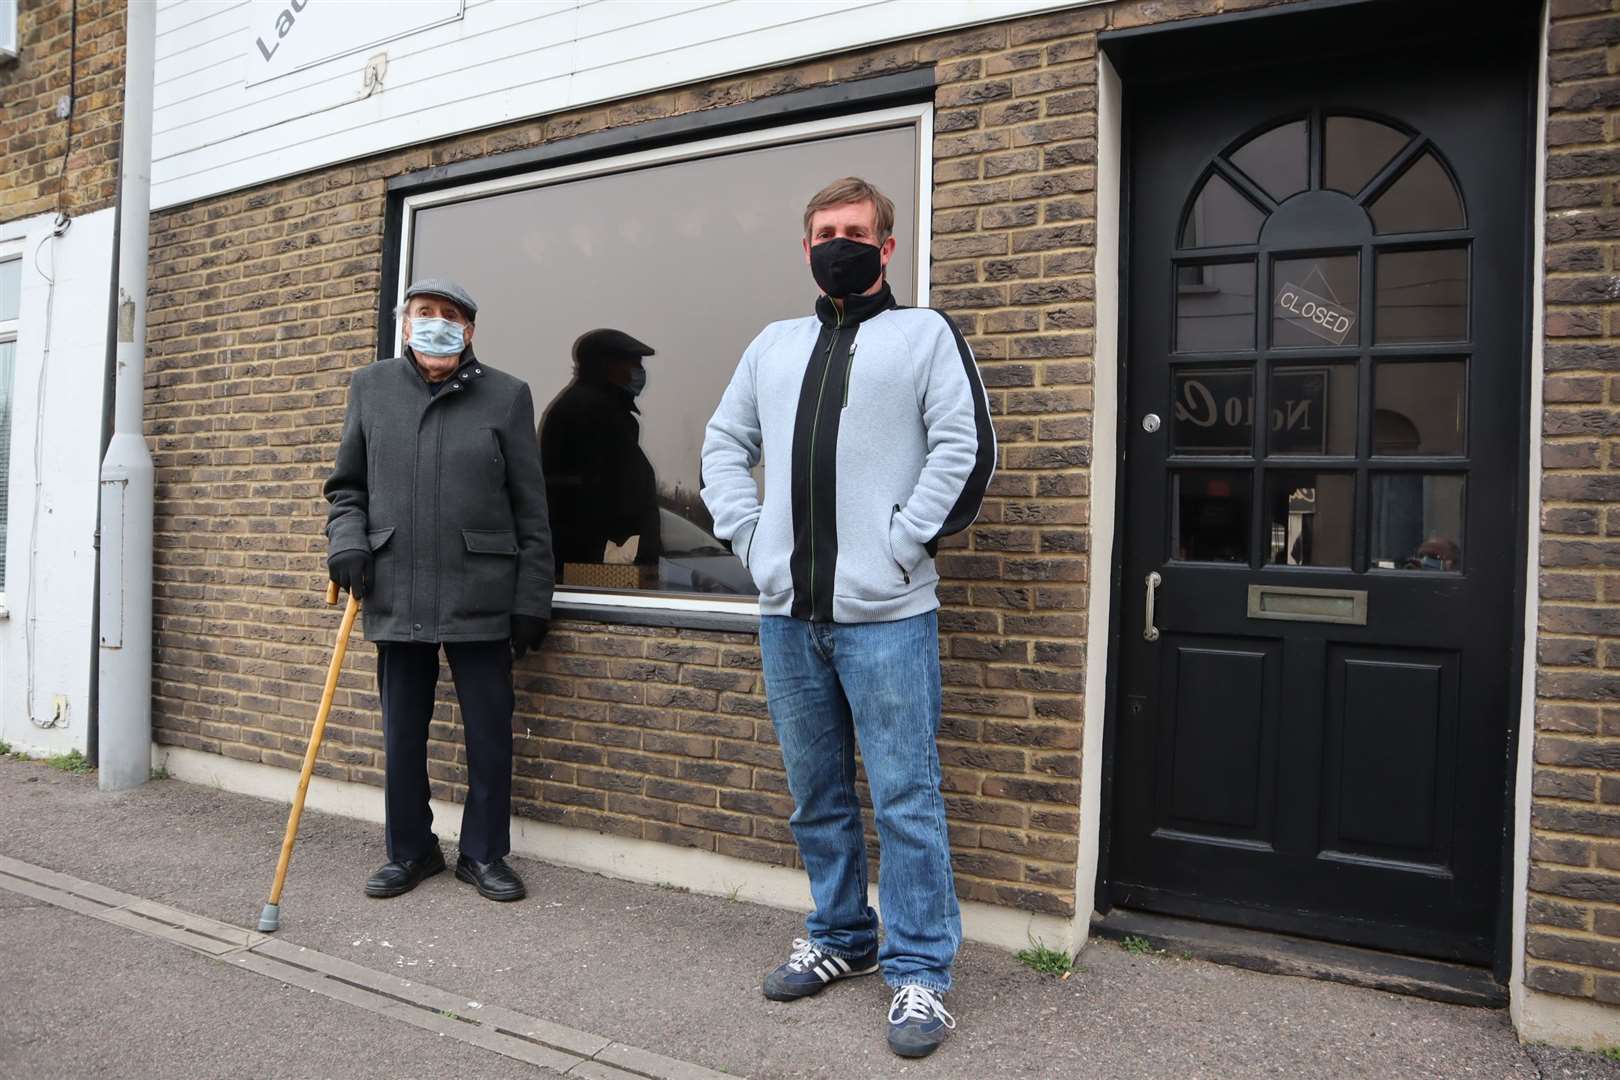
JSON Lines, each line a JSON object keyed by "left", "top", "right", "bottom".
{"left": 1369, "top": 152, "right": 1464, "bottom": 233}
{"left": 0, "top": 259, "right": 18, "bottom": 322}
{"left": 0, "top": 340, "right": 12, "bottom": 588}
{"left": 1271, "top": 254, "right": 1359, "bottom": 348}
{"left": 1376, "top": 248, "right": 1467, "bottom": 343}
{"left": 1370, "top": 473, "right": 1464, "bottom": 572}
{"left": 1182, "top": 173, "right": 1264, "bottom": 248}
{"left": 1374, "top": 361, "right": 1465, "bottom": 456}
{"left": 1177, "top": 262, "right": 1255, "bottom": 352}
{"left": 1266, "top": 472, "right": 1353, "bottom": 567}
{"left": 1174, "top": 470, "right": 1251, "bottom": 563}
{"left": 1269, "top": 364, "right": 1356, "bottom": 456}
{"left": 1230, "top": 119, "right": 1308, "bottom": 203}
{"left": 1325, "top": 116, "right": 1411, "bottom": 198}
{"left": 1172, "top": 367, "right": 1253, "bottom": 455}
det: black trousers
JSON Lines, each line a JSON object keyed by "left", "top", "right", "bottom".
{"left": 377, "top": 640, "right": 514, "bottom": 865}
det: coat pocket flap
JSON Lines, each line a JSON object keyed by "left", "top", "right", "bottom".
{"left": 463, "top": 528, "right": 519, "bottom": 555}
{"left": 366, "top": 526, "right": 396, "bottom": 551}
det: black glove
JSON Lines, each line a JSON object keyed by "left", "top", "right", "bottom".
{"left": 328, "top": 549, "right": 373, "bottom": 599}
{"left": 511, "top": 614, "right": 550, "bottom": 660}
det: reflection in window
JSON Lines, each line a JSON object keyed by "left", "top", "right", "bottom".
{"left": 1172, "top": 366, "right": 1253, "bottom": 455}
{"left": 1371, "top": 473, "right": 1464, "bottom": 572}
{"left": 1174, "top": 470, "right": 1251, "bottom": 563}
{"left": 1376, "top": 248, "right": 1467, "bottom": 343}
{"left": 1269, "top": 365, "right": 1356, "bottom": 456}
{"left": 408, "top": 125, "right": 920, "bottom": 599}
{"left": 1370, "top": 152, "right": 1464, "bottom": 234}
{"left": 1181, "top": 173, "right": 1265, "bottom": 248}
{"left": 1231, "top": 119, "right": 1308, "bottom": 204}
{"left": 1374, "top": 361, "right": 1465, "bottom": 456}
{"left": 1266, "top": 471, "right": 1353, "bottom": 568}
{"left": 1177, "top": 262, "right": 1255, "bottom": 353}
{"left": 1324, "top": 116, "right": 1410, "bottom": 198}
{"left": 1271, "top": 254, "right": 1359, "bottom": 349}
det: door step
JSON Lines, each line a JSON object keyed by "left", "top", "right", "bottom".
{"left": 1090, "top": 908, "right": 1505, "bottom": 1008}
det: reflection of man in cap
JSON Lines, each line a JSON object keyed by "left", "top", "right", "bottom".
{"left": 324, "top": 277, "right": 554, "bottom": 905}
{"left": 538, "top": 329, "right": 662, "bottom": 572}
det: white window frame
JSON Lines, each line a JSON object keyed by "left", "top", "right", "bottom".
{"left": 395, "top": 102, "right": 936, "bottom": 619}
{"left": 0, "top": 0, "right": 16, "bottom": 60}
{"left": 0, "top": 238, "right": 24, "bottom": 612}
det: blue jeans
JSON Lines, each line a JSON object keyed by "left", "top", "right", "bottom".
{"left": 759, "top": 611, "right": 961, "bottom": 993}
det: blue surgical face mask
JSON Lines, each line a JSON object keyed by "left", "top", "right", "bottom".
{"left": 625, "top": 366, "right": 647, "bottom": 397}
{"left": 409, "top": 316, "right": 465, "bottom": 357}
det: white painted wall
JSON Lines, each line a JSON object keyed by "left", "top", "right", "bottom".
{"left": 0, "top": 208, "right": 114, "bottom": 759}
{"left": 150, "top": 0, "right": 1092, "bottom": 210}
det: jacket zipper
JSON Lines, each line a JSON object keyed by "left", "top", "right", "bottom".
{"left": 807, "top": 310, "right": 844, "bottom": 612}
{"left": 841, "top": 342, "right": 858, "bottom": 408}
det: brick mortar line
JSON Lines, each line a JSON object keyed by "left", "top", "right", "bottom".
{"left": 0, "top": 855, "right": 735, "bottom": 1080}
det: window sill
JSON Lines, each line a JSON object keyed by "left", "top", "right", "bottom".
{"left": 552, "top": 598, "right": 759, "bottom": 634}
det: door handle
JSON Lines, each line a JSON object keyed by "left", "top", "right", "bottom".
{"left": 1144, "top": 571, "right": 1162, "bottom": 642}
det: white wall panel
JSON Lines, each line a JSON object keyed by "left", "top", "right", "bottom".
{"left": 149, "top": 0, "right": 1093, "bottom": 209}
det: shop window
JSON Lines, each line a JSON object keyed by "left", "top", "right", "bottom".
{"left": 400, "top": 111, "right": 926, "bottom": 614}
{"left": 1230, "top": 119, "right": 1308, "bottom": 203}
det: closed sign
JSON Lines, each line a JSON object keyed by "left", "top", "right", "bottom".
{"left": 1275, "top": 281, "right": 1355, "bottom": 346}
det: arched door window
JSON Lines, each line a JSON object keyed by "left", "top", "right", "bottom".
{"left": 1169, "top": 112, "right": 1471, "bottom": 574}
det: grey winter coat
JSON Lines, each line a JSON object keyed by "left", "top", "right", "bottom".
{"left": 324, "top": 351, "right": 554, "bottom": 642}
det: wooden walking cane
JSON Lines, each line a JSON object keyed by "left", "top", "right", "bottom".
{"left": 258, "top": 581, "right": 360, "bottom": 933}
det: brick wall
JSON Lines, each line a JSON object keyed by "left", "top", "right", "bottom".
{"left": 1527, "top": 0, "right": 1620, "bottom": 1006}
{"left": 145, "top": 0, "right": 1297, "bottom": 922}
{"left": 0, "top": 0, "right": 124, "bottom": 223}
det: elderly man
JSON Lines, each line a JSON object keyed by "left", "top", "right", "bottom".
{"left": 324, "top": 278, "right": 554, "bottom": 903}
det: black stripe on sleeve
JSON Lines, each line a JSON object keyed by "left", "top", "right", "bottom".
{"left": 929, "top": 311, "right": 995, "bottom": 555}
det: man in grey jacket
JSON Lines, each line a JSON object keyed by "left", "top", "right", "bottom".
{"left": 701, "top": 178, "right": 994, "bottom": 1058}
{"left": 325, "top": 278, "right": 553, "bottom": 904}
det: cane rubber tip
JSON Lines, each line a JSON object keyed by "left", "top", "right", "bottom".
{"left": 257, "top": 903, "right": 280, "bottom": 933}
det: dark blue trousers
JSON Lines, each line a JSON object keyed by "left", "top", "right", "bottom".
{"left": 377, "top": 640, "right": 514, "bottom": 865}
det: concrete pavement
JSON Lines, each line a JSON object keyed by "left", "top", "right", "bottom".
{"left": 2, "top": 757, "right": 1619, "bottom": 1079}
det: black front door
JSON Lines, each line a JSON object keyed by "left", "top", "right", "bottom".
{"left": 1108, "top": 39, "right": 1532, "bottom": 963}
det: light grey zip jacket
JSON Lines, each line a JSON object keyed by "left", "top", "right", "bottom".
{"left": 701, "top": 285, "right": 995, "bottom": 624}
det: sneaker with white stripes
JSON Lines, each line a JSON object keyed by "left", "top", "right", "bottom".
{"left": 762, "top": 937, "right": 879, "bottom": 1001}
{"left": 887, "top": 985, "right": 955, "bottom": 1058}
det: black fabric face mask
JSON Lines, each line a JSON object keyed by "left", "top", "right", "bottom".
{"left": 809, "top": 237, "right": 884, "bottom": 299}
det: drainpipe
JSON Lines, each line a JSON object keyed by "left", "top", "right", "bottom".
{"left": 97, "top": 0, "right": 155, "bottom": 792}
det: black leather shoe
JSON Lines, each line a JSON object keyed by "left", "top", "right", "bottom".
{"left": 364, "top": 847, "right": 445, "bottom": 898}
{"left": 455, "top": 854, "right": 526, "bottom": 902}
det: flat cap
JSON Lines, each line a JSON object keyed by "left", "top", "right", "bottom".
{"left": 573, "top": 328, "right": 655, "bottom": 365}
{"left": 403, "top": 277, "right": 478, "bottom": 319}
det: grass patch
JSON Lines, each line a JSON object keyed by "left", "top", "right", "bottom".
{"left": 1015, "top": 938, "right": 1076, "bottom": 977}
{"left": 150, "top": 765, "right": 170, "bottom": 781}
{"left": 45, "top": 749, "right": 92, "bottom": 774}
{"left": 1120, "top": 934, "right": 1160, "bottom": 956}
{"left": 1601, "top": 1047, "right": 1620, "bottom": 1062}
{"left": 0, "top": 740, "right": 10, "bottom": 756}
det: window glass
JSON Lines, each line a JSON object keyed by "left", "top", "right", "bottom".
{"left": 1374, "top": 361, "right": 1465, "bottom": 456}
{"left": 0, "top": 339, "right": 11, "bottom": 589}
{"left": 1266, "top": 471, "right": 1353, "bottom": 567}
{"left": 1173, "top": 470, "right": 1251, "bottom": 563}
{"left": 1375, "top": 248, "right": 1467, "bottom": 343}
{"left": 1171, "top": 366, "right": 1253, "bottom": 455}
{"left": 408, "top": 125, "right": 919, "bottom": 599}
{"left": 1268, "top": 364, "right": 1356, "bottom": 457}
{"left": 1230, "top": 119, "right": 1308, "bottom": 204}
{"left": 1271, "top": 254, "right": 1358, "bottom": 349}
{"left": 1181, "top": 173, "right": 1264, "bottom": 248}
{"left": 1370, "top": 473, "right": 1464, "bottom": 572}
{"left": 0, "top": 258, "right": 18, "bottom": 322}
{"left": 1370, "top": 152, "right": 1464, "bottom": 233}
{"left": 1176, "top": 262, "right": 1255, "bottom": 353}
{"left": 1324, "top": 116, "right": 1409, "bottom": 198}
